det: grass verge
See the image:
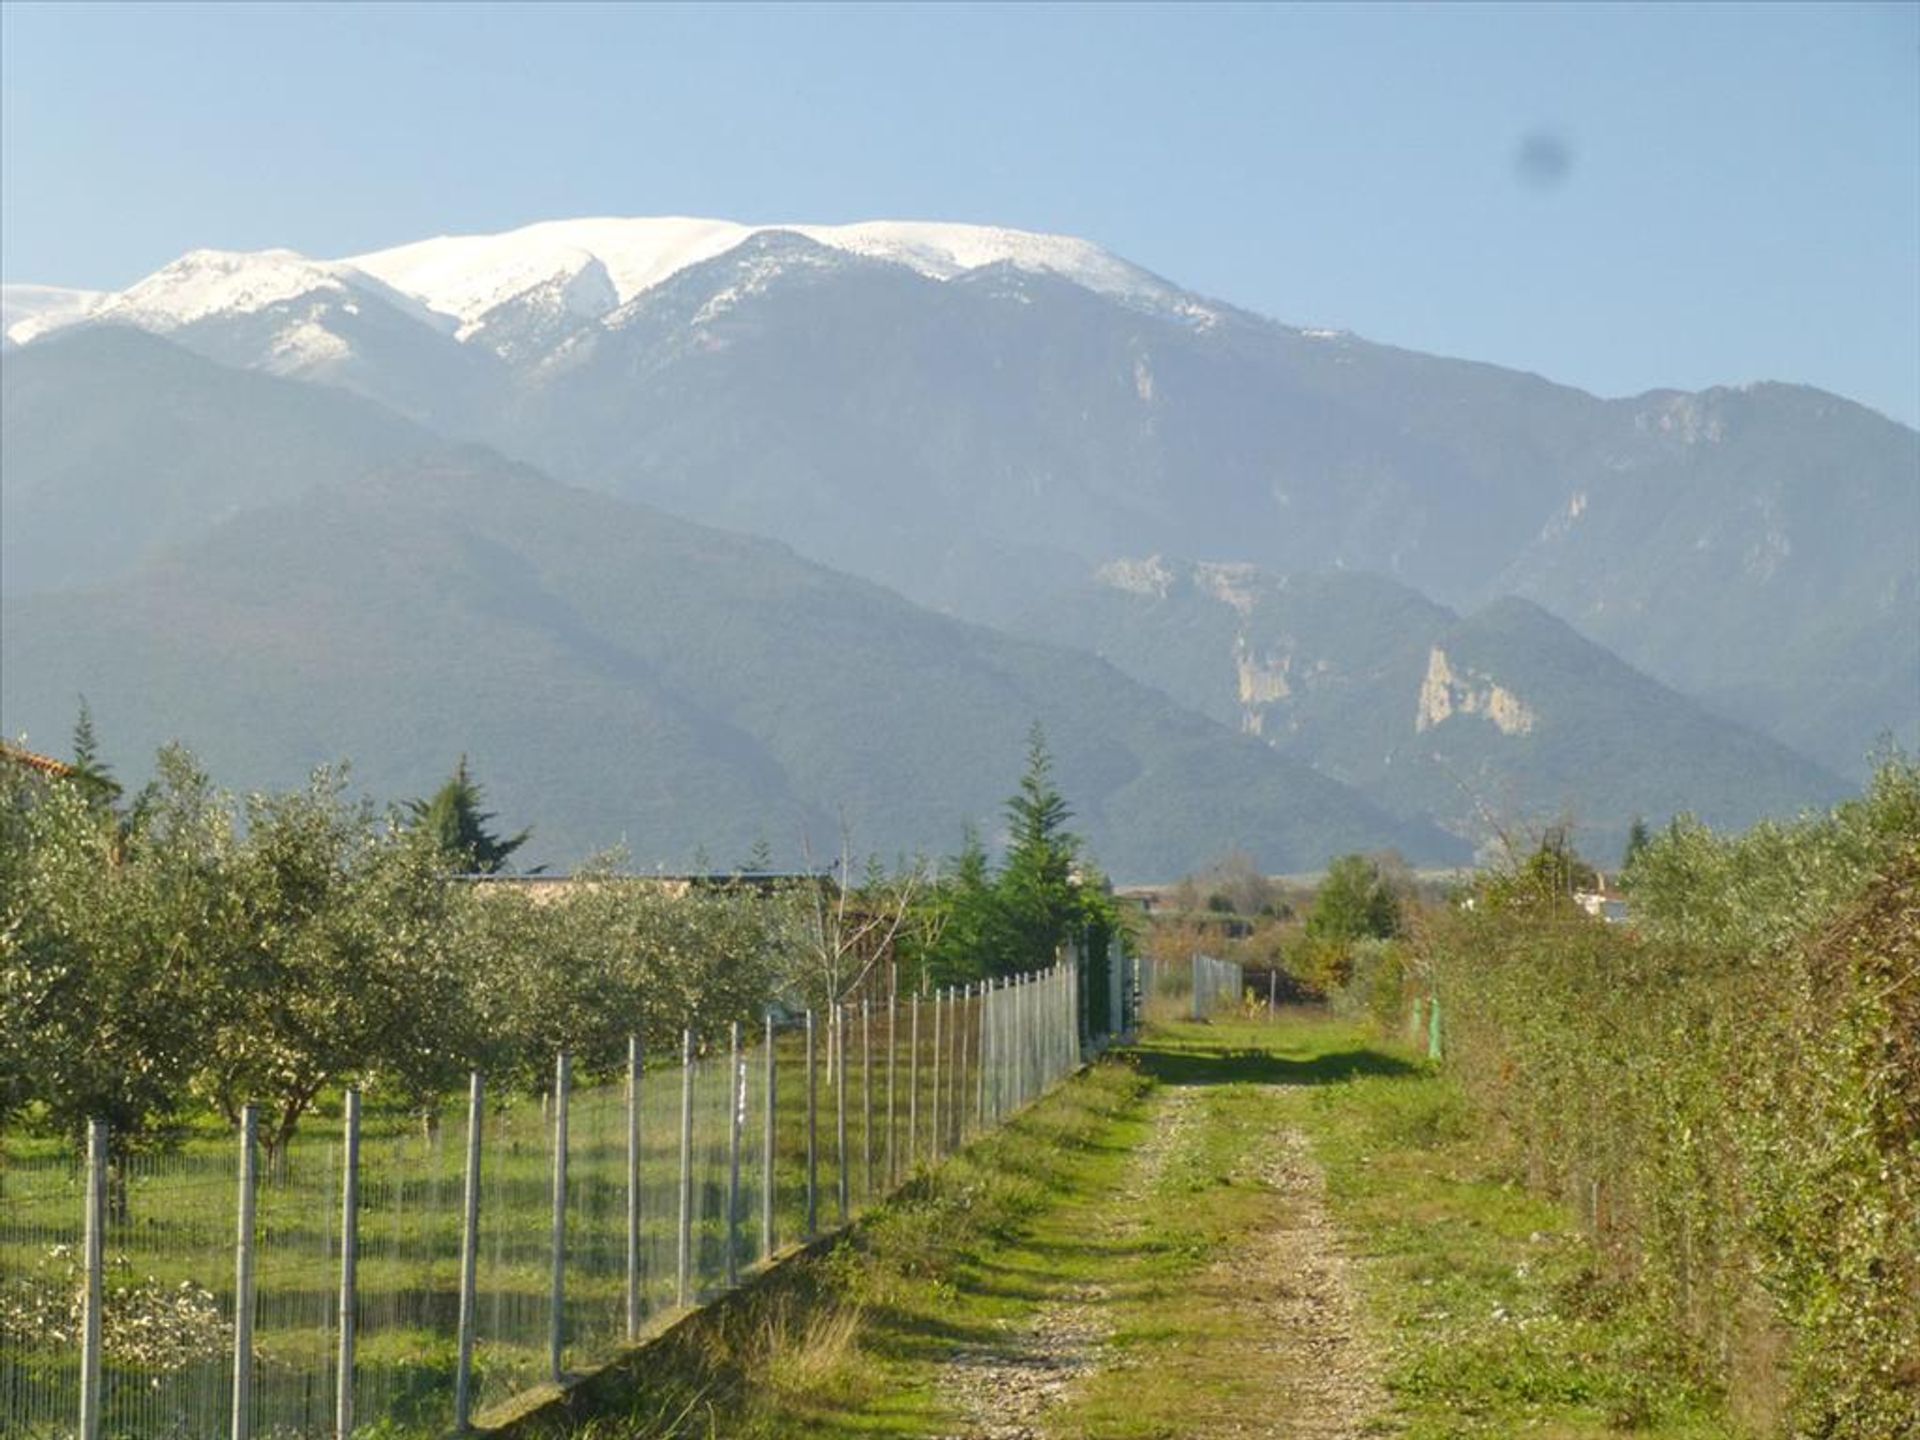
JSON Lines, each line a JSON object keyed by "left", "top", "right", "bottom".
{"left": 524, "top": 1013, "right": 1749, "bottom": 1439}
{"left": 1253, "top": 1012, "right": 1741, "bottom": 1440}
{"left": 500, "top": 1057, "right": 1151, "bottom": 1438}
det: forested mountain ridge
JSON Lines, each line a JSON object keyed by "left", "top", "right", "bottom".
{"left": 0, "top": 446, "right": 1457, "bottom": 878}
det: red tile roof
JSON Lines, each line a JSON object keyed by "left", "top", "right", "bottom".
{"left": 0, "top": 741, "right": 76, "bottom": 779}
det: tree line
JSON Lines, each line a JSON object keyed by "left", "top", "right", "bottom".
{"left": 2, "top": 719, "right": 1117, "bottom": 1161}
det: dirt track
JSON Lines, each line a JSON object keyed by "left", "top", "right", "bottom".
{"left": 934, "top": 1080, "right": 1386, "bottom": 1439}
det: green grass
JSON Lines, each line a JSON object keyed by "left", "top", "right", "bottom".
{"left": 0, "top": 1014, "right": 984, "bottom": 1439}
{"left": 530, "top": 1012, "right": 1746, "bottom": 1439}
{"left": 1264, "top": 1013, "right": 1737, "bottom": 1439}
{"left": 506, "top": 1059, "right": 1152, "bottom": 1438}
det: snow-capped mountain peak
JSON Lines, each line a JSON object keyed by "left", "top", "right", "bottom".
{"left": 97, "top": 248, "right": 351, "bottom": 331}
{"left": 89, "top": 247, "right": 455, "bottom": 337}
{"left": 345, "top": 215, "right": 1189, "bottom": 324}
{"left": 0, "top": 216, "right": 1204, "bottom": 375}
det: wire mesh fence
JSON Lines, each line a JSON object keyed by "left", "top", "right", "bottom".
{"left": 2, "top": 959, "right": 1101, "bottom": 1438}
{"left": 1190, "top": 952, "right": 1245, "bottom": 1020}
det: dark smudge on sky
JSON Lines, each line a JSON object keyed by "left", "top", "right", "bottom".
{"left": 1514, "top": 130, "right": 1574, "bottom": 189}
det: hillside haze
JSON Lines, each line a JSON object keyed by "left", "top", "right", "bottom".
{"left": 1026, "top": 560, "right": 1848, "bottom": 859}
{"left": 0, "top": 378, "right": 1453, "bottom": 876}
{"left": 3, "top": 214, "right": 1909, "bottom": 869}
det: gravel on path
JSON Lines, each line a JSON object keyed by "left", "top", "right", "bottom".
{"left": 931, "top": 1080, "right": 1387, "bottom": 1440}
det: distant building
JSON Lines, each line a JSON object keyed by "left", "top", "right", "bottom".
{"left": 452, "top": 870, "right": 829, "bottom": 904}
{"left": 1574, "top": 873, "right": 1631, "bottom": 924}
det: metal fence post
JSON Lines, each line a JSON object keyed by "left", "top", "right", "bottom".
{"left": 1073, "top": 939, "right": 1090, "bottom": 1053}
{"left": 232, "top": 1104, "right": 259, "bottom": 1440}
{"left": 952, "top": 984, "right": 966, "bottom": 1148}
{"left": 549, "top": 1052, "right": 571, "bottom": 1382}
{"left": 1019, "top": 974, "right": 1029, "bottom": 1109}
{"left": 947, "top": 985, "right": 960, "bottom": 1148}
{"left": 978, "top": 981, "right": 992, "bottom": 1127}
{"left": 454, "top": 1073, "right": 483, "bottom": 1431}
{"left": 835, "top": 1004, "right": 850, "bottom": 1224}
{"left": 1014, "top": 974, "right": 1026, "bottom": 1108}
{"left": 805, "top": 1009, "right": 818, "bottom": 1239}
{"left": 962, "top": 983, "right": 977, "bottom": 1142}
{"left": 79, "top": 1119, "right": 105, "bottom": 1440}
{"left": 727, "top": 1022, "right": 744, "bottom": 1287}
{"left": 952, "top": 984, "right": 963, "bottom": 1148}
{"left": 930, "top": 987, "right": 943, "bottom": 1161}
{"left": 989, "top": 979, "right": 1002, "bottom": 1124}
{"left": 335, "top": 1089, "right": 360, "bottom": 1440}
{"left": 1015, "top": 973, "right": 1025, "bottom": 1108}
{"left": 946, "top": 985, "right": 958, "bottom": 1149}
{"left": 676, "top": 1030, "right": 695, "bottom": 1306}
{"left": 908, "top": 994, "right": 921, "bottom": 1166}
{"left": 626, "top": 1035, "right": 642, "bottom": 1340}
{"left": 861, "top": 998, "right": 874, "bottom": 1201}
{"left": 762, "top": 1013, "right": 776, "bottom": 1257}
{"left": 885, "top": 974, "right": 898, "bottom": 1185}
{"left": 1021, "top": 975, "right": 1036, "bottom": 1113}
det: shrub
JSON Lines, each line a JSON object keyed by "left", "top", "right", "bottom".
{"left": 1417, "top": 762, "right": 1920, "bottom": 1435}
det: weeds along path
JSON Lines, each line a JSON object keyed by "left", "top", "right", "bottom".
{"left": 512, "top": 1017, "right": 1749, "bottom": 1439}
{"left": 1048, "top": 1040, "right": 1389, "bottom": 1440}
{"left": 927, "top": 1037, "right": 1388, "bottom": 1440}
{"left": 547, "top": 1022, "right": 1398, "bottom": 1440}
{"left": 931, "top": 1087, "right": 1202, "bottom": 1438}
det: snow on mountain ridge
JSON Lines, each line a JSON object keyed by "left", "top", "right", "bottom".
{"left": 86, "top": 248, "right": 457, "bottom": 337}
{"left": 350, "top": 218, "right": 750, "bottom": 324}
{"left": 95, "top": 248, "right": 348, "bottom": 331}
{"left": 3, "top": 217, "right": 1200, "bottom": 359}
{"left": 3, "top": 283, "right": 109, "bottom": 347}
{"left": 346, "top": 216, "right": 1187, "bottom": 323}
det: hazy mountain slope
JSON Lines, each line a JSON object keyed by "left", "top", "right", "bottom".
{"left": 497, "top": 234, "right": 1919, "bottom": 777}
{"left": 501, "top": 231, "right": 1585, "bottom": 616}
{"left": 1496, "top": 384, "right": 1920, "bottom": 771}
{"left": 1027, "top": 560, "right": 1848, "bottom": 859}
{"left": 9, "top": 216, "right": 1913, "bottom": 775}
{"left": 1, "top": 327, "right": 441, "bottom": 595}
{"left": 0, "top": 455, "right": 1455, "bottom": 878}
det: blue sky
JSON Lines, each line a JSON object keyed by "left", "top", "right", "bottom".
{"left": 4, "top": 1, "right": 1916, "bottom": 423}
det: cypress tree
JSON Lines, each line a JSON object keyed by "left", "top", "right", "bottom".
{"left": 995, "top": 725, "right": 1082, "bottom": 973}
{"left": 407, "top": 756, "right": 531, "bottom": 873}
{"left": 68, "top": 697, "right": 122, "bottom": 811}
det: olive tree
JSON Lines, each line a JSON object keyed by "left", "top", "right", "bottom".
{"left": 193, "top": 767, "right": 481, "bottom": 1157}
{"left": 0, "top": 747, "right": 230, "bottom": 1158}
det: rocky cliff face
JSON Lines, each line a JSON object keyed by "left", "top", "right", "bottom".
{"left": 1024, "top": 559, "right": 1844, "bottom": 857}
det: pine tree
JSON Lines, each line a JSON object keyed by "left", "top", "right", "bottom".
{"left": 923, "top": 823, "right": 998, "bottom": 981}
{"left": 406, "top": 756, "right": 530, "bottom": 873}
{"left": 995, "top": 725, "right": 1082, "bottom": 974}
{"left": 68, "top": 697, "right": 122, "bottom": 811}
{"left": 1621, "top": 815, "right": 1653, "bottom": 872}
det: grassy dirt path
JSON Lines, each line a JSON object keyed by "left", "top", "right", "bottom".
{"left": 544, "top": 1014, "right": 1736, "bottom": 1440}
{"left": 1044, "top": 1029, "right": 1393, "bottom": 1440}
